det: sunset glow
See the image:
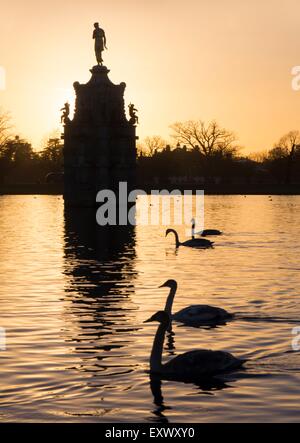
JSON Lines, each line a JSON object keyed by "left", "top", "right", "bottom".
{"left": 1, "top": 0, "right": 300, "bottom": 151}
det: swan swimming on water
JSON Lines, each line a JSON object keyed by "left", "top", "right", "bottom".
{"left": 191, "top": 218, "right": 222, "bottom": 237}
{"left": 161, "top": 279, "right": 234, "bottom": 326}
{"left": 166, "top": 229, "right": 213, "bottom": 248}
{"left": 144, "top": 310, "right": 245, "bottom": 378}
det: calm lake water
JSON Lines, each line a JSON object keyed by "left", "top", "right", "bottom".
{"left": 0, "top": 194, "right": 300, "bottom": 422}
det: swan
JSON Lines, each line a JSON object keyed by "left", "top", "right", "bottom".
{"left": 191, "top": 218, "right": 222, "bottom": 237}
{"left": 162, "top": 279, "right": 234, "bottom": 326}
{"left": 144, "top": 310, "right": 245, "bottom": 378}
{"left": 166, "top": 229, "right": 213, "bottom": 248}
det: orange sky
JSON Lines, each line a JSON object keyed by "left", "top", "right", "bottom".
{"left": 1, "top": 0, "right": 300, "bottom": 153}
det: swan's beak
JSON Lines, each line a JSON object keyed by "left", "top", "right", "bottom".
{"left": 159, "top": 283, "right": 166, "bottom": 288}
{"left": 143, "top": 316, "right": 153, "bottom": 323}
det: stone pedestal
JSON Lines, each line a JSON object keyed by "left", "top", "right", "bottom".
{"left": 63, "top": 65, "right": 137, "bottom": 207}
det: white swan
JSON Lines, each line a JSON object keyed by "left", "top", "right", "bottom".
{"left": 191, "top": 218, "right": 222, "bottom": 237}
{"left": 166, "top": 229, "right": 213, "bottom": 248}
{"left": 144, "top": 310, "right": 245, "bottom": 378}
{"left": 162, "top": 280, "right": 233, "bottom": 326}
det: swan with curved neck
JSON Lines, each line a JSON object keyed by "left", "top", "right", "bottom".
{"left": 166, "top": 229, "right": 213, "bottom": 248}
{"left": 161, "top": 279, "right": 233, "bottom": 326}
{"left": 144, "top": 310, "right": 245, "bottom": 378}
{"left": 191, "top": 218, "right": 222, "bottom": 237}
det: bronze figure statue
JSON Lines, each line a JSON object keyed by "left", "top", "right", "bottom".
{"left": 60, "top": 102, "right": 70, "bottom": 124}
{"left": 128, "top": 103, "right": 139, "bottom": 125}
{"left": 93, "top": 22, "right": 107, "bottom": 65}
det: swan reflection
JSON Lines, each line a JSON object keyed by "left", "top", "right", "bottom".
{"left": 149, "top": 373, "right": 233, "bottom": 423}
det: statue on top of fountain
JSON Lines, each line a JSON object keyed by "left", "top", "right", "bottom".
{"left": 93, "top": 22, "right": 107, "bottom": 66}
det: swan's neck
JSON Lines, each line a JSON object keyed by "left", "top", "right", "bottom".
{"left": 191, "top": 222, "right": 195, "bottom": 239}
{"left": 171, "top": 230, "right": 180, "bottom": 247}
{"left": 164, "top": 285, "right": 177, "bottom": 316}
{"left": 150, "top": 322, "right": 167, "bottom": 373}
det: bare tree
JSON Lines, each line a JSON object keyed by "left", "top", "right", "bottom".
{"left": 248, "top": 150, "right": 269, "bottom": 163}
{"left": 170, "top": 120, "right": 238, "bottom": 157}
{"left": 274, "top": 130, "right": 300, "bottom": 155}
{"left": 0, "top": 110, "right": 12, "bottom": 150}
{"left": 138, "top": 135, "right": 167, "bottom": 157}
{"left": 272, "top": 130, "right": 300, "bottom": 184}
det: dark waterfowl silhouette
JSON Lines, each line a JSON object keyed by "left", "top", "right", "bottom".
{"left": 201, "top": 229, "right": 222, "bottom": 236}
{"left": 166, "top": 229, "right": 213, "bottom": 248}
{"left": 161, "top": 280, "right": 234, "bottom": 327}
{"left": 191, "top": 218, "right": 222, "bottom": 237}
{"left": 144, "top": 311, "right": 245, "bottom": 379}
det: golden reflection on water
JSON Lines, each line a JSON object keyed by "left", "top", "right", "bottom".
{"left": 0, "top": 195, "right": 300, "bottom": 422}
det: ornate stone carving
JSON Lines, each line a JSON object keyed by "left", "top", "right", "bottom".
{"left": 63, "top": 63, "right": 137, "bottom": 207}
{"left": 128, "top": 103, "right": 139, "bottom": 126}
{"left": 60, "top": 102, "right": 70, "bottom": 124}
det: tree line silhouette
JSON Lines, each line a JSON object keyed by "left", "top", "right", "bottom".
{"left": 1, "top": 110, "right": 299, "bottom": 187}
{"left": 0, "top": 111, "right": 63, "bottom": 185}
{"left": 137, "top": 121, "right": 300, "bottom": 187}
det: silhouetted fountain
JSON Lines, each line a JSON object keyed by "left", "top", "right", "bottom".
{"left": 62, "top": 23, "right": 137, "bottom": 207}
